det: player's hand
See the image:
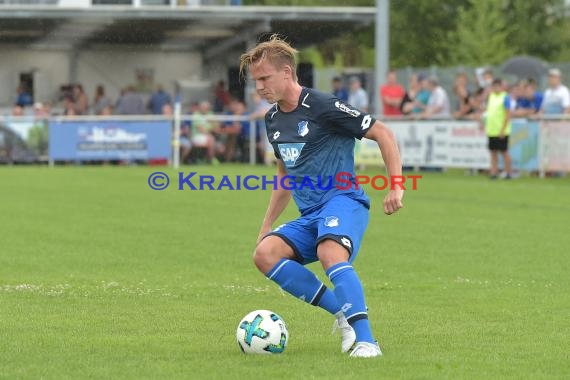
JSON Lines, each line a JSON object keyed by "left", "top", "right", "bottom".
{"left": 256, "top": 226, "right": 272, "bottom": 246}
{"left": 383, "top": 189, "right": 404, "bottom": 215}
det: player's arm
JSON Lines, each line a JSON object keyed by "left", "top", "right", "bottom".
{"left": 364, "top": 121, "right": 404, "bottom": 215}
{"left": 257, "top": 160, "right": 292, "bottom": 244}
{"left": 499, "top": 96, "right": 513, "bottom": 138}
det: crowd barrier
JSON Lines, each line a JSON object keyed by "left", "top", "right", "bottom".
{"left": 1, "top": 114, "right": 569, "bottom": 178}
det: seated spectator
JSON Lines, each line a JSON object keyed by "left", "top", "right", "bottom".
{"left": 147, "top": 84, "right": 172, "bottom": 115}
{"left": 73, "top": 84, "right": 89, "bottom": 115}
{"left": 400, "top": 73, "right": 430, "bottom": 116}
{"left": 540, "top": 68, "right": 570, "bottom": 115}
{"left": 92, "top": 85, "right": 112, "bottom": 115}
{"left": 421, "top": 76, "right": 450, "bottom": 118}
{"left": 115, "top": 86, "right": 145, "bottom": 115}
{"left": 214, "top": 99, "right": 245, "bottom": 162}
{"left": 332, "top": 76, "right": 349, "bottom": 102}
{"left": 190, "top": 101, "right": 217, "bottom": 163}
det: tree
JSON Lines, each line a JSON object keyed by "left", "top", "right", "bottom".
{"left": 446, "top": 0, "right": 516, "bottom": 67}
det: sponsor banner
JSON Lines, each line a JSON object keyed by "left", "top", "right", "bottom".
{"left": 509, "top": 120, "right": 539, "bottom": 171}
{"left": 356, "top": 121, "right": 490, "bottom": 169}
{"left": 355, "top": 120, "right": 542, "bottom": 171}
{"left": 540, "top": 120, "right": 570, "bottom": 172}
{"left": 0, "top": 117, "right": 48, "bottom": 162}
{"left": 49, "top": 120, "right": 171, "bottom": 161}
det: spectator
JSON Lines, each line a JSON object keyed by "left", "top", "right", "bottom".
{"left": 332, "top": 76, "right": 348, "bottom": 102}
{"left": 16, "top": 83, "right": 33, "bottom": 107}
{"left": 215, "top": 99, "right": 246, "bottom": 162}
{"left": 512, "top": 80, "right": 535, "bottom": 117}
{"left": 191, "top": 101, "right": 217, "bottom": 163}
{"left": 540, "top": 68, "right": 570, "bottom": 115}
{"left": 72, "top": 84, "right": 89, "bottom": 115}
{"left": 521, "top": 78, "right": 543, "bottom": 114}
{"left": 485, "top": 78, "right": 513, "bottom": 180}
{"left": 452, "top": 72, "right": 477, "bottom": 119}
{"left": 92, "top": 85, "right": 112, "bottom": 115}
{"left": 147, "top": 84, "right": 172, "bottom": 115}
{"left": 213, "top": 80, "right": 232, "bottom": 113}
{"left": 63, "top": 95, "right": 76, "bottom": 116}
{"left": 380, "top": 70, "right": 405, "bottom": 116}
{"left": 347, "top": 76, "right": 369, "bottom": 112}
{"left": 115, "top": 86, "right": 145, "bottom": 115}
{"left": 400, "top": 73, "right": 430, "bottom": 115}
{"left": 249, "top": 92, "right": 273, "bottom": 164}
{"left": 421, "top": 76, "right": 450, "bottom": 118}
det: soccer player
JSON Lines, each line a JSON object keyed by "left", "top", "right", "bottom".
{"left": 240, "top": 35, "right": 404, "bottom": 358}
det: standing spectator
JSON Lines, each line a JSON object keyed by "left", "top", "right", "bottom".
{"left": 421, "top": 76, "right": 450, "bottom": 118}
{"left": 72, "top": 84, "right": 89, "bottom": 115}
{"left": 521, "top": 78, "right": 543, "bottom": 114}
{"left": 147, "top": 84, "right": 172, "bottom": 115}
{"left": 92, "top": 85, "right": 112, "bottom": 115}
{"left": 347, "top": 76, "right": 369, "bottom": 112}
{"left": 540, "top": 68, "right": 570, "bottom": 115}
{"left": 16, "top": 83, "right": 33, "bottom": 107}
{"left": 452, "top": 72, "right": 477, "bottom": 119}
{"left": 115, "top": 86, "right": 145, "bottom": 115}
{"left": 332, "top": 76, "right": 348, "bottom": 102}
{"left": 485, "top": 78, "right": 513, "bottom": 180}
{"left": 380, "top": 70, "right": 405, "bottom": 116}
{"left": 400, "top": 73, "right": 430, "bottom": 115}
{"left": 213, "top": 80, "right": 231, "bottom": 113}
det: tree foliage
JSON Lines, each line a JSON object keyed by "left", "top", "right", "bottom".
{"left": 243, "top": 0, "right": 570, "bottom": 68}
{"left": 446, "top": 0, "right": 516, "bottom": 66}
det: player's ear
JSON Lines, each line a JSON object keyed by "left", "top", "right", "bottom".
{"left": 282, "top": 65, "right": 292, "bottom": 80}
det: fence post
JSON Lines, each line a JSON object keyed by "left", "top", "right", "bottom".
{"left": 173, "top": 99, "right": 181, "bottom": 169}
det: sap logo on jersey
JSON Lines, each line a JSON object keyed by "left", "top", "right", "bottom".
{"left": 278, "top": 143, "right": 305, "bottom": 168}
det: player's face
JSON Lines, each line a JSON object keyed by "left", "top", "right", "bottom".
{"left": 250, "top": 60, "right": 287, "bottom": 103}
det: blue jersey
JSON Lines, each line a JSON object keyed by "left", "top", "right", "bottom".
{"left": 265, "top": 87, "right": 376, "bottom": 215}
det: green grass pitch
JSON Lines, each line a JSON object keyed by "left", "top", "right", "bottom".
{"left": 0, "top": 165, "right": 568, "bottom": 379}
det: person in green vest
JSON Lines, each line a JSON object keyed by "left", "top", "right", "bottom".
{"left": 485, "top": 78, "right": 513, "bottom": 179}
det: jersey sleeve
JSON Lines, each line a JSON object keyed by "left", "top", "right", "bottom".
{"left": 317, "top": 96, "right": 376, "bottom": 140}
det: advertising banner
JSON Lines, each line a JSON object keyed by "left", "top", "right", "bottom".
{"left": 49, "top": 120, "right": 171, "bottom": 161}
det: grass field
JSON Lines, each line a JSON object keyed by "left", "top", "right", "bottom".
{"left": 1, "top": 165, "right": 569, "bottom": 379}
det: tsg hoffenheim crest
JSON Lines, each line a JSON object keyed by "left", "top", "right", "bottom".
{"left": 297, "top": 121, "right": 309, "bottom": 137}
{"left": 325, "top": 216, "right": 339, "bottom": 227}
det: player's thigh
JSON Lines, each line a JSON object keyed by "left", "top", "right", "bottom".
{"left": 261, "top": 219, "right": 318, "bottom": 266}
{"left": 316, "top": 196, "right": 369, "bottom": 266}
{"left": 253, "top": 235, "right": 297, "bottom": 274}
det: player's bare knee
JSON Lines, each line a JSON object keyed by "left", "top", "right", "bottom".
{"left": 317, "top": 239, "right": 350, "bottom": 270}
{"left": 253, "top": 240, "right": 276, "bottom": 274}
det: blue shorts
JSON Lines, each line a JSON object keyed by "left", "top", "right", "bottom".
{"left": 265, "top": 195, "right": 369, "bottom": 265}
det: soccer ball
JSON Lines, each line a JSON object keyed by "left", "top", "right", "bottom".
{"left": 236, "top": 310, "right": 289, "bottom": 354}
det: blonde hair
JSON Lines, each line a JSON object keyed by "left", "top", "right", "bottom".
{"left": 239, "top": 34, "right": 298, "bottom": 81}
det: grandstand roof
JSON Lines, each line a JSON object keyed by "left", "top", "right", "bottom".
{"left": 0, "top": 6, "right": 375, "bottom": 54}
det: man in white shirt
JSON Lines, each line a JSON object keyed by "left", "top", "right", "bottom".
{"left": 422, "top": 76, "right": 450, "bottom": 118}
{"left": 347, "top": 76, "right": 369, "bottom": 112}
{"left": 541, "top": 68, "right": 570, "bottom": 115}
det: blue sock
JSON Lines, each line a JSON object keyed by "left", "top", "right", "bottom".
{"left": 267, "top": 258, "right": 341, "bottom": 315}
{"left": 326, "top": 262, "right": 375, "bottom": 344}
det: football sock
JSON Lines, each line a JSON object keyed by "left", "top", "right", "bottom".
{"left": 266, "top": 258, "right": 341, "bottom": 315}
{"left": 326, "top": 262, "right": 375, "bottom": 344}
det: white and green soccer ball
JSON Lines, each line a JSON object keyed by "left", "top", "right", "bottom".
{"left": 236, "top": 310, "right": 289, "bottom": 354}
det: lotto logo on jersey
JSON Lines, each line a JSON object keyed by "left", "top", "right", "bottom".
{"left": 278, "top": 143, "right": 306, "bottom": 168}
